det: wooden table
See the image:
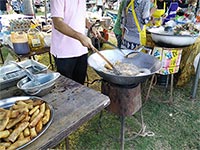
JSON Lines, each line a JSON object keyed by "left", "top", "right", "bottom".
{"left": 0, "top": 74, "right": 110, "bottom": 150}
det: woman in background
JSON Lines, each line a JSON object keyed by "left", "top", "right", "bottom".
{"left": 121, "top": 0, "right": 151, "bottom": 50}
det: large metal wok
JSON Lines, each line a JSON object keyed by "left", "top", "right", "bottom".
{"left": 148, "top": 27, "right": 199, "bottom": 48}
{"left": 88, "top": 49, "right": 162, "bottom": 85}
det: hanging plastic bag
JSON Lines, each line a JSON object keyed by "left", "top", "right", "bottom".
{"left": 27, "top": 27, "right": 44, "bottom": 51}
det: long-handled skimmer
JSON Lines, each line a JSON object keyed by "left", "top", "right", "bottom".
{"left": 91, "top": 47, "right": 121, "bottom": 75}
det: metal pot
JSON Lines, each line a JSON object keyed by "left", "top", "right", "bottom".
{"left": 88, "top": 49, "right": 162, "bottom": 85}
{"left": 17, "top": 72, "right": 60, "bottom": 96}
{"left": 148, "top": 27, "right": 199, "bottom": 47}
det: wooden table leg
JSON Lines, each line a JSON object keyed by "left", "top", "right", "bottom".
{"left": 65, "top": 137, "right": 70, "bottom": 150}
{"left": 48, "top": 52, "right": 54, "bottom": 70}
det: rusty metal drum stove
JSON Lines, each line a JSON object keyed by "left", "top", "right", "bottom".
{"left": 101, "top": 80, "right": 142, "bottom": 150}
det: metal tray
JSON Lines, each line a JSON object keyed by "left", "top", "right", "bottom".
{"left": 0, "top": 60, "right": 48, "bottom": 90}
{"left": 0, "top": 96, "right": 54, "bottom": 150}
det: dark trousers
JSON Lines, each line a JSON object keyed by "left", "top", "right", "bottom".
{"left": 54, "top": 54, "right": 88, "bottom": 85}
{"left": 96, "top": 5, "right": 104, "bottom": 16}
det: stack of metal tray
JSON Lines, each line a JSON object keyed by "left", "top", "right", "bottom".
{"left": 0, "top": 60, "right": 48, "bottom": 90}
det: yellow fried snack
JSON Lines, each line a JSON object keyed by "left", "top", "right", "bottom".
{"left": 8, "top": 121, "right": 29, "bottom": 142}
{"left": 29, "top": 112, "right": 44, "bottom": 128}
{"left": 0, "top": 130, "right": 10, "bottom": 139}
{"left": 18, "top": 132, "right": 25, "bottom": 140}
{"left": 21, "top": 115, "right": 31, "bottom": 123}
{"left": 15, "top": 101, "right": 27, "bottom": 106}
{"left": 30, "top": 127, "right": 37, "bottom": 139}
{"left": 42, "top": 108, "right": 51, "bottom": 125}
{"left": 13, "top": 101, "right": 33, "bottom": 110}
{"left": 0, "top": 109, "right": 10, "bottom": 131}
{"left": 29, "top": 105, "right": 39, "bottom": 115}
{"left": 23, "top": 127, "right": 30, "bottom": 137}
{"left": 40, "top": 103, "right": 46, "bottom": 114}
{"left": 6, "top": 112, "right": 27, "bottom": 129}
{"left": 36, "top": 120, "right": 43, "bottom": 133}
{"left": 33, "top": 99, "right": 43, "bottom": 106}
{"left": 0, "top": 145, "right": 5, "bottom": 150}
{"left": 30, "top": 109, "right": 39, "bottom": 121}
{"left": 10, "top": 110, "right": 20, "bottom": 119}
{"left": 23, "top": 99, "right": 33, "bottom": 104}
{"left": 0, "top": 142, "right": 11, "bottom": 148}
{"left": 7, "top": 136, "right": 31, "bottom": 150}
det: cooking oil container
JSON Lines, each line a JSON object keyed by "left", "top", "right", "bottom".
{"left": 10, "top": 31, "right": 30, "bottom": 55}
{"left": 27, "top": 27, "right": 44, "bottom": 51}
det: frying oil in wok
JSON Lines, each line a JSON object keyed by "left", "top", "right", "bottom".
{"left": 105, "top": 61, "right": 151, "bottom": 76}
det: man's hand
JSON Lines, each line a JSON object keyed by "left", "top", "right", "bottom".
{"left": 53, "top": 17, "right": 95, "bottom": 50}
{"left": 76, "top": 32, "right": 95, "bottom": 50}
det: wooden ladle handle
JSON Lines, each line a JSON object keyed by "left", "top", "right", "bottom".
{"left": 91, "top": 47, "right": 114, "bottom": 69}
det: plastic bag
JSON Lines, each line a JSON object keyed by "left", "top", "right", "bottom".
{"left": 28, "top": 28, "right": 44, "bottom": 51}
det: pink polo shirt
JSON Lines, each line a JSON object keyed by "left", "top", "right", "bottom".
{"left": 50, "top": 0, "right": 88, "bottom": 58}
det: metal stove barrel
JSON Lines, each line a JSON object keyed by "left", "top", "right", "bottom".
{"left": 101, "top": 81, "right": 142, "bottom": 116}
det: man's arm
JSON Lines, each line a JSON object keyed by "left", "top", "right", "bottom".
{"left": 52, "top": 17, "right": 95, "bottom": 49}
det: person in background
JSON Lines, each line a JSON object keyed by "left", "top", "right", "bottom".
{"left": 0, "top": 0, "right": 8, "bottom": 15}
{"left": 162, "top": 0, "right": 179, "bottom": 25}
{"left": 22, "top": 0, "right": 35, "bottom": 17}
{"left": 121, "top": 0, "right": 151, "bottom": 50}
{"left": 96, "top": 0, "right": 106, "bottom": 16}
{"left": 10, "top": 0, "right": 22, "bottom": 14}
{"left": 50, "top": 0, "right": 100, "bottom": 85}
{"left": 113, "top": 0, "right": 126, "bottom": 49}
{"left": 149, "top": 0, "right": 166, "bottom": 26}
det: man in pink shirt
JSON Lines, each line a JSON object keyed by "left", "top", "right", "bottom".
{"left": 50, "top": 0, "right": 97, "bottom": 84}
